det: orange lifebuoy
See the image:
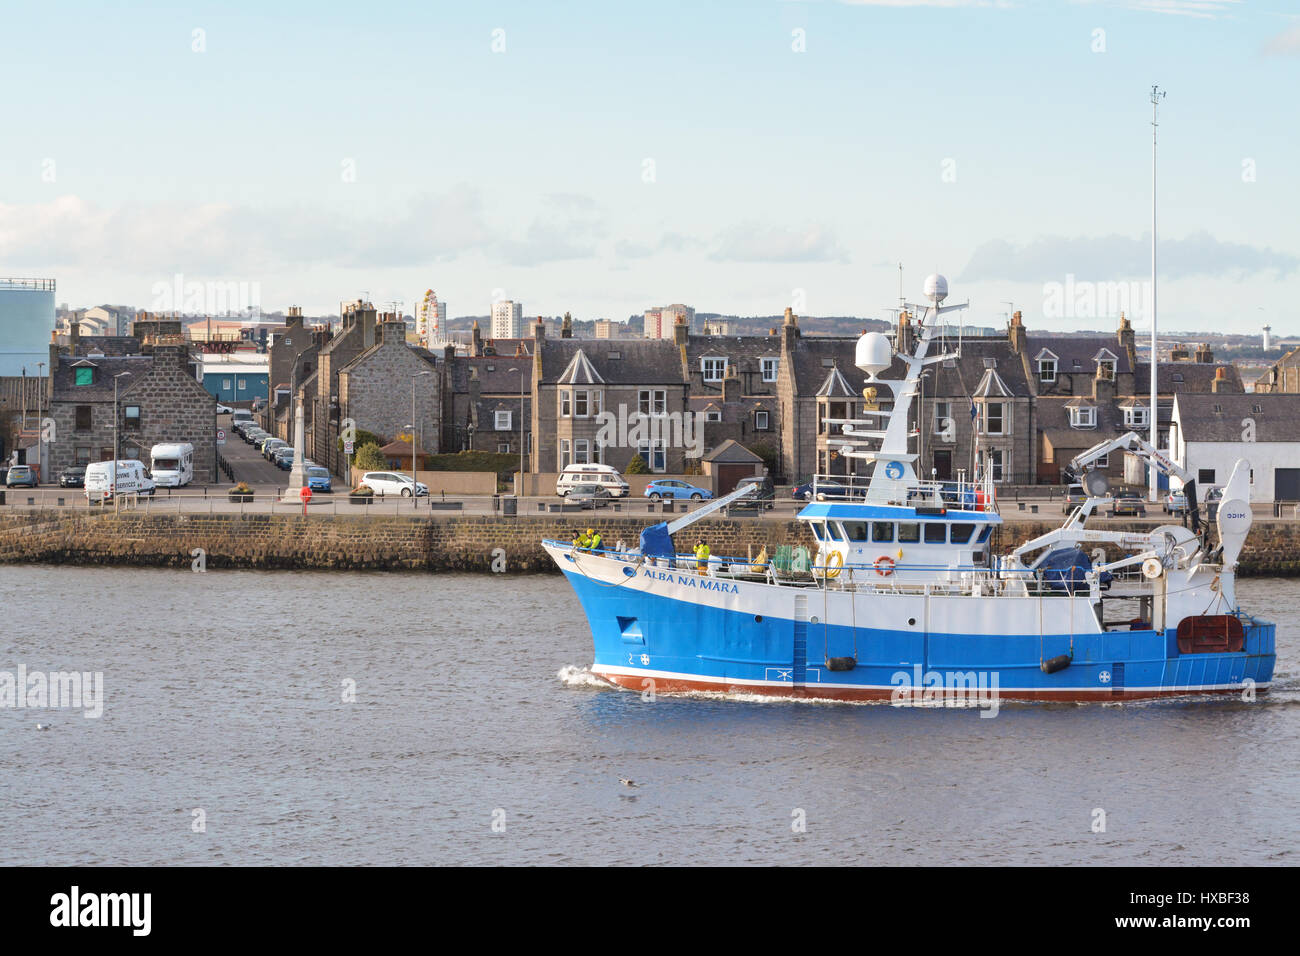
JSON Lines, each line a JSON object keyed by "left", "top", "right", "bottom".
{"left": 875, "top": 556, "right": 896, "bottom": 577}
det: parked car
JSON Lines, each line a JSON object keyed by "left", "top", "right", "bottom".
{"left": 58, "top": 465, "right": 87, "bottom": 488}
{"left": 1062, "top": 483, "right": 1087, "bottom": 513}
{"left": 644, "top": 479, "right": 712, "bottom": 501}
{"left": 1108, "top": 490, "right": 1147, "bottom": 517}
{"left": 360, "top": 471, "right": 428, "bottom": 497}
{"left": 306, "top": 466, "right": 333, "bottom": 493}
{"left": 1163, "top": 490, "right": 1188, "bottom": 514}
{"left": 566, "top": 483, "right": 613, "bottom": 507}
{"left": 261, "top": 438, "right": 287, "bottom": 460}
{"left": 555, "top": 463, "right": 629, "bottom": 497}
{"left": 84, "top": 460, "right": 155, "bottom": 502}
{"left": 791, "top": 480, "right": 851, "bottom": 501}
{"left": 216, "top": 403, "right": 234, "bottom": 415}
{"left": 734, "top": 475, "right": 775, "bottom": 508}
{"left": 274, "top": 447, "right": 296, "bottom": 469}
{"left": 5, "top": 465, "right": 37, "bottom": 488}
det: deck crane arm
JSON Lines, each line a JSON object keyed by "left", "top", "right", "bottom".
{"left": 634, "top": 482, "right": 758, "bottom": 561}
{"left": 1066, "top": 430, "right": 1200, "bottom": 532}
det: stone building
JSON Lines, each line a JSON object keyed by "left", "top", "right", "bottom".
{"left": 45, "top": 317, "right": 216, "bottom": 480}
{"left": 262, "top": 306, "right": 331, "bottom": 441}
{"left": 308, "top": 299, "right": 380, "bottom": 476}
{"left": 444, "top": 354, "right": 532, "bottom": 458}
{"left": 338, "top": 317, "right": 442, "bottom": 460}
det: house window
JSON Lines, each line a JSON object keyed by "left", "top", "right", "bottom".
{"left": 574, "top": 390, "right": 589, "bottom": 418}
{"left": 223, "top": 379, "right": 232, "bottom": 391}
{"left": 74, "top": 366, "right": 94, "bottom": 386}
{"left": 761, "top": 357, "right": 779, "bottom": 382}
{"left": 495, "top": 410, "right": 512, "bottom": 431}
{"left": 560, "top": 390, "right": 571, "bottom": 417}
{"left": 574, "top": 439, "right": 590, "bottom": 464}
{"left": 983, "top": 401, "right": 1005, "bottom": 435}
{"left": 75, "top": 406, "right": 92, "bottom": 432}
{"left": 1096, "top": 454, "right": 1109, "bottom": 469}
{"left": 1039, "top": 359, "right": 1056, "bottom": 382}
{"left": 701, "top": 357, "right": 727, "bottom": 382}
{"left": 124, "top": 405, "right": 141, "bottom": 429}
{"left": 1069, "top": 406, "right": 1096, "bottom": 428}
{"left": 705, "top": 408, "right": 722, "bottom": 422}
{"left": 755, "top": 410, "right": 770, "bottom": 430}
{"left": 560, "top": 439, "right": 571, "bottom": 469}
{"left": 933, "top": 401, "right": 952, "bottom": 437}
{"left": 75, "top": 446, "right": 91, "bottom": 465}
{"left": 637, "top": 440, "right": 666, "bottom": 472}
{"left": 497, "top": 442, "right": 510, "bottom": 454}
{"left": 1097, "top": 359, "right": 1115, "bottom": 381}
{"left": 1172, "top": 372, "right": 1184, "bottom": 384}
{"left": 1123, "top": 406, "right": 1149, "bottom": 428}
{"left": 638, "top": 389, "right": 666, "bottom": 415}
{"left": 988, "top": 448, "right": 1005, "bottom": 482}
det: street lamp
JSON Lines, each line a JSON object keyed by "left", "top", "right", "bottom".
{"left": 113, "top": 371, "right": 132, "bottom": 512}
{"left": 507, "top": 367, "right": 526, "bottom": 495}
{"left": 411, "top": 370, "right": 431, "bottom": 489}
{"left": 36, "top": 361, "right": 45, "bottom": 482}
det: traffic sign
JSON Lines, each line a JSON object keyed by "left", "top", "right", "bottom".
{"left": 344, "top": 440, "right": 355, "bottom": 455}
{"left": 216, "top": 428, "right": 226, "bottom": 446}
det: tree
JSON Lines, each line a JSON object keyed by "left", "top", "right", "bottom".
{"left": 624, "top": 453, "right": 649, "bottom": 475}
{"left": 354, "top": 442, "right": 387, "bottom": 472}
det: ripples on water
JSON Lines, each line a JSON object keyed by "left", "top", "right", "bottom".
{"left": 0, "top": 567, "right": 1295, "bottom": 865}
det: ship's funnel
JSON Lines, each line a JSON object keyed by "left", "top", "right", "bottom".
{"left": 1216, "top": 459, "right": 1253, "bottom": 570}
{"left": 856, "top": 331, "right": 893, "bottom": 376}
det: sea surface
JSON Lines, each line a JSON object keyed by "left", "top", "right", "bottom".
{"left": 1, "top": 566, "right": 1296, "bottom": 866}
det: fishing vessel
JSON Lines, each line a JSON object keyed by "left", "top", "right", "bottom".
{"left": 544, "top": 275, "right": 1276, "bottom": 703}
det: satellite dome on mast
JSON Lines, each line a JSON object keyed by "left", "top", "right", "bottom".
{"left": 855, "top": 331, "right": 893, "bottom": 376}
{"left": 924, "top": 273, "right": 948, "bottom": 304}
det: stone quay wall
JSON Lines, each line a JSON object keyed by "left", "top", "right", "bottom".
{"left": 0, "top": 512, "right": 1295, "bottom": 575}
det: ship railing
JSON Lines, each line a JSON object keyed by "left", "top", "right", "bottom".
{"left": 808, "top": 473, "right": 998, "bottom": 512}
{"left": 554, "top": 541, "right": 1099, "bottom": 598}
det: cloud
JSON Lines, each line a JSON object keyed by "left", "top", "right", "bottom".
{"left": 1263, "top": 25, "right": 1300, "bottom": 56}
{"left": 837, "top": 1, "right": 1013, "bottom": 7}
{"left": 1069, "top": 0, "right": 1244, "bottom": 18}
{"left": 959, "top": 232, "right": 1299, "bottom": 282}
{"left": 708, "top": 223, "right": 849, "bottom": 264}
{"left": 494, "top": 194, "right": 607, "bottom": 267}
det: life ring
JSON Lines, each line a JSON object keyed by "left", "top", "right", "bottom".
{"left": 874, "top": 556, "right": 896, "bottom": 577}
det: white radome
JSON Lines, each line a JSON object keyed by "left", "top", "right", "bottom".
{"left": 855, "top": 331, "right": 893, "bottom": 376}
{"left": 924, "top": 273, "right": 948, "bottom": 304}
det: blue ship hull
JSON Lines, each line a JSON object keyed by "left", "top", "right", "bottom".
{"left": 557, "top": 557, "right": 1275, "bottom": 703}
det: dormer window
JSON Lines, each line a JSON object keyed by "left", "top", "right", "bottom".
{"left": 755, "top": 410, "right": 770, "bottom": 430}
{"left": 1070, "top": 406, "right": 1097, "bottom": 428}
{"left": 1098, "top": 359, "right": 1115, "bottom": 381}
{"left": 761, "top": 357, "right": 779, "bottom": 382}
{"left": 1039, "top": 358, "right": 1056, "bottom": 382}
{"left": 701, "top": 357, "right": 727, "bottom": 382}
{"left": 1123, "top": 405, "right": 1149, "bottom": 428}
{"left": 74, "top": 366, "right": 94, "bottom": 386}
{"left": 705, "top": 407, "right": 722, "bottom": 423}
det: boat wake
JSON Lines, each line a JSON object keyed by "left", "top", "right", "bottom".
{"left": 556, "top": 665, "right": 615, "bottom": 690}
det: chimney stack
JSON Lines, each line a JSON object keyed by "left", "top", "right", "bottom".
{"left": 1212, "top": 367, "right": 1228, "bottom": 393}
{"left": 1009, "top": 310, "right": 1025, "bottom": 354}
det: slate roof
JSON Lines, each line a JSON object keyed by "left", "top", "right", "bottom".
{"left": 0, "top": 375, "right": 47, "bottom": 410}
{"left": 449, "top": 356, "right": 531, "bottom": 393}
{"left": 815, "top": 366, "right": 855, "bottom": 398}
{"left": 702, "top": 438, "right": 763, "bottom": 463}
{"left": 72, "top": 335, "right": 144, "bottom": 357}
{"left": 51, "top": 355, "right": 155, "bottom": 401}
{"left": 539, "top": 340, "right": 686, "bottom": 386}
{"left": 1134, "top": 361, "right": 1243, "bottom": 394}
{"left": 1176, "top": 393, "right": 1300, "bottom": 443}
{"left": 928, "top": 336, "right": 1031, "bottom": 399}
{"left": 1024, "top": 334, "right": 1132, "bottom": 375}
{"left": 973, "top": 367, "right": 1014, "bottom": 398}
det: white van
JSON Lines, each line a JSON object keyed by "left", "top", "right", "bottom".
{"left": 556, "top": 463, "right": 629, "bottom": 498}
{"left": 84, "top": 460, "right": 157, "bottom": 503}
{"left": 150, "top": 443, "right": 194, "bottom": 487}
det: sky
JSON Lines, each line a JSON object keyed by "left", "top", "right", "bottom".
{"left": 1, "top": 0, "right": 1297, "bottom": 334}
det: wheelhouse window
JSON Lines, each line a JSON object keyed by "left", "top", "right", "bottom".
{"left": 924, "top": 523, "right": 946, "bottom": 544}
{"left": 824, "top": 522, "right": 844, "bottom": 542}
{"left": 871, "top": 522, "right": 894, "bottom": 542}
{"left": 842, "top": 521, "right": 868, "bottom": 542}
{"left": 949, "top": 523, "right": 974, "bottom": 544}
{"left": 898, "top": 523, "right": 920, "bottom": 543}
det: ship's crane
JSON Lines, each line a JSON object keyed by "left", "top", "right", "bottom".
{"left": 1065, "top": 430, "right": 1200, "bottom": 532}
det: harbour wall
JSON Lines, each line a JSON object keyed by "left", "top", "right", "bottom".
{"left": 0, "top": 512, "right": 1297, "bottom": 574}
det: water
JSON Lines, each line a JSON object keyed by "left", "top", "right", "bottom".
{"left": 1, "top": 566, "right": 1296, "bottom": 865}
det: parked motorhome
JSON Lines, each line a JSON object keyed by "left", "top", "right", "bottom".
{"left": 150, "top": 443, "right": 195, "bottom": 487}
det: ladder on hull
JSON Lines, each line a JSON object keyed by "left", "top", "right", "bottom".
{"left": 793, "top": 594, "right": 808, "bottom": 685}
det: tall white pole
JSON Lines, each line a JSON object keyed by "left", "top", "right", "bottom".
{"left": 1148, "top": 85, "right": 1164, "bottom": 502}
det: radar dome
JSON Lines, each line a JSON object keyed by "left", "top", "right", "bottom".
{"left": 924, "top": 274, "right": 948, "bottom": 304}
{"left": 855, "top": 331, "right": 893, "bottom": 376}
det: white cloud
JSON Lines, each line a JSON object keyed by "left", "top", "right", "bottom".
{"left": 708, "top": 223, "right": 849, "bottom": 264}
{"left": 1263, "top": 25, "right": 1300, "bottom": 56}
{"left": 960, "top": 232, "right": 1299, "bottom": 282}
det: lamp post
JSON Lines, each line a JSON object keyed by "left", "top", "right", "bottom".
{"left": 36, "top": 361, "right": 45, "bottom": 482}
{"left": 411, "top": 370, "right": 430, "bottom": 490}
{"left": 113, "top": 371, "right": 132, "bottom": 512}
{"left": 507, "top": 367, "right": 526, "bottom": 495}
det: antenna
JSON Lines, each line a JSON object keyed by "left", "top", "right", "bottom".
{"left": 1148, "top": 84, "right": 1166, "bottom": 503}
{"left": 898, "top": 262, "right": 904, "bottom": 311}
